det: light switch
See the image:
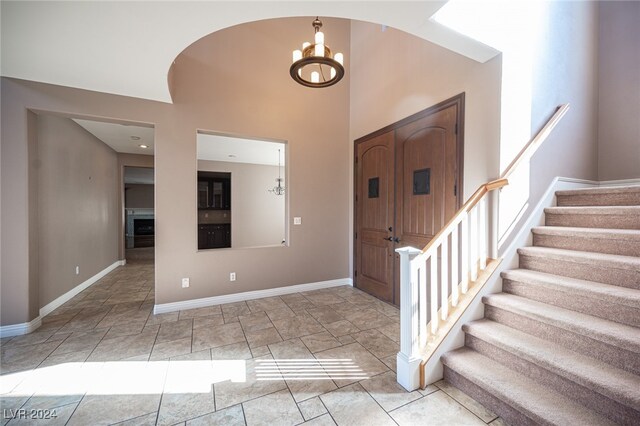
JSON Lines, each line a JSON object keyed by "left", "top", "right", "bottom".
{"left": 294, "top": 217, "right": 302, "bottom": 225}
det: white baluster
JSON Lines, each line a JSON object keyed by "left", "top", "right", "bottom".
{"left": 460, "top": 213, "right": 469, "bottom": 294}
{"left": 489, "top": 190, "right": 499, "bottom": 259}
{"left": 440, "top": 237, "right": 448, "bottom": 321}
{"left": 470, "top": 206, "right": 478, "bottom": 282}
{"left": 451, "top": 225, "right": 459, "bottom": 307}
{"left": 430, "top": 253, "right": 438, "bottom": 334}
{"left": 418, "top": 263, "right": 427, "bottom": 349}
{"left": 395, "top": 246, "right": 422, "bottom": 391}
{"left": 479, "top": 196, "right": 487, "bottom": 270}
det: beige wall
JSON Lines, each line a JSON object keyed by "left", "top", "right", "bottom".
{"left": 198, "top": 160, "right": 285, "bottom": 248}
{"left": 125, "top": 184, "right": 154, "bottom": 209}
{"left": 1, "top": 17, "right": 351, "bottom": 324}
{"left": 597, "top": 1, "right": 640, "bottom": 181}
{"left": 37, "top": 115, "right": 119, "bottom": 307}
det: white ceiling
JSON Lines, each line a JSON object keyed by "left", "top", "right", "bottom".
{"left": 197, "top": 133, "right": 285, "bottom": 167}
{"left": 73, "top": 119, "right": 155, "bottom": 155}
{"left": 0, "top": 1, "right": 499, "bottom": 103}
{"left": 124, "top": 167, "right": 154, "bottom": 185}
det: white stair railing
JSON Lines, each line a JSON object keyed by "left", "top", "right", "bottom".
{"left": 396, "top": 104, "right": 570, "bottom": 391}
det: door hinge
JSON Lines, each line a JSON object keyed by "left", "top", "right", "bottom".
{"left": 455, "top": 123, "right": 458, "bottom": 134}
{"left": 454, "top": 184, "right": 457, "bottom": 196}
{"left": 355, "top": 157, "right": 358, "bottom": 164}
{"left": 355, "top": 232, "right": 357, "bottom": 239}
{"left": 355, "top": 270, "right": 358, "bottom": 277}
{"left": 355, "top": 194, "right": 358, "bottom": 202}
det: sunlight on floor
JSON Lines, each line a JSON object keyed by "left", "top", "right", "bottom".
{"left": 255, "top": 359, "right": 368, "bottom": 381}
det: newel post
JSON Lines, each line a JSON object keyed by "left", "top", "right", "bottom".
{"left": 395, "top": 246, "right": 423, "bottom": 391}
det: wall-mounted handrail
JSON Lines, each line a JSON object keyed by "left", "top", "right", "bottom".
{"left": 395, "top": 104, "right": 570, "bottom": 392}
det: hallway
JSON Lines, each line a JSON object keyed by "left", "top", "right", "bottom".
{"left": 1, "top": 261, "right": 501, "bottom": 425}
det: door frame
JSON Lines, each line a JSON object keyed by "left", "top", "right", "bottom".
{"left": 353, "top": 93, "right": 465, "bottom": 301}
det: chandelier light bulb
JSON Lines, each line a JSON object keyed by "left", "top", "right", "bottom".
{"left": 311, "top": 71, "right": 320, "bottom": 83}
{"left": 293, "top": 50, "right": 302, "bottom": 62}
{"left": 302, "top": 42, "right": 310, "bottom": 50}
{"left": 314, "top": 43, "right": 324, "bottom": 57}
{"left": 330, "top": 67, "right": 336, "bottom": 79}
{"left": 315, "top": 31, "right": 324, "bottom": 45}
{"left": 334, "top": 52, "right": 343, "bottom": 65}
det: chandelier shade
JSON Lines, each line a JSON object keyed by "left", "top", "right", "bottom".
{"left": 290, "top": 17, "right": 344, "bottom": 88}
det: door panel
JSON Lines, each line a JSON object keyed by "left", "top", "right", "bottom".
{"left": 355, "top": 94, "right": 463, "bottom": 307}
{"left": 355, "top": 131, "right": 395, "bottom": 303}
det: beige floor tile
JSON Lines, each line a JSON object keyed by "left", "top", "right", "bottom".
{"left": 145, "top": 312, "right": 180, "bottom": 326}
{"left": 0, "top": 342, "right": 60, "bottom": 374}
{"left": 192, "top": 323, "right": 246, "bottom": 352}
{"left": 340, "top": 309, "right": 391, "bottom": 331}
{"left": 210, "top": 342, "right": 252, "bottom": 360}
{"left": 67, "top": 394, "right": 161, "bottom": 426}
{"left": 376, "top": 323, "right": 400, "bottom": 343}
{"left": 112, "top": 412, "right": 158, "bottom": 425}
{"left": 435, "top": 379, "right": 498, "bottom": 422}
{"left": 221, "top": 302, "right": 251, "bottom": 318}
{"left": 49, "top": 329, "right": 107, "bottom": 356}
{"left": 300, "top": 413, "right": 336, "bottom": 425}
{"left": 271, "top": 315, "right": 324, "bottom": 340}
{"left": 186, "top": 405, "right": 245, "bottom": 425}
{"left": 301, "top": 291, "right": 346, "bottom": 306}
{"left": 359, "top": 370, "right": 421, "bottom": 411}
{"left": 323, "top": 320, "right": 360, "bottom": 338}
{"left": 37, "top": 349, "right": 92, "bottom": 369}
{"left": 156, "top": 319, "right": 193, "bottom": 344}
{"left": 419, "top": 384, "right": 439, "bottom": 396}
{"left": 86, "top": 330, "right": 157, "bottom": 362}
{"left": 21, "top": 394, "right": 83, "bottom": 412}
{"left": 239, "top": 312, "right": 273, "bottom": 332}
{"left": 178, "top": 306, "right": 222, "bottom": 320}
{"left": 389, "top": 390, "right": 486, "bottom": 426}
{"left": 249, "top": 346, "right": 270, "bottom": 358}
{"left": 265, "top": 307, "right": 296, "bottom": 321}
{"left": 103, "top": 321, "right": 147, "bottom": 339}
{"left": 193, "top": 315, "right": 225, "bottom": 329}
{"left": 314, "top": 343, "right": 388, "bottom": 387}
{"left": 305, "top": 307, "right": 344, "bottom": 325}
{"left": 489, "top": 417, "right": 509, "bottom": 426}
{"left": 244, "top": 327, "right": 282, "bottom": 349}
{"left": 242, "top": 389, "right": 303, "bottom": 426}
{"left": 246, "top": 297, "right": 288, "bottom": 313}
{"left": 171, "top": 349, "right": 212, "bottom": 362}
{"left": 352, "top": 329, "right": 398, "bottom": 359}
{"left": 320, "top": 383, "right": 395, "bottom": 426}
{"left": 150, "top": 337, "right": 192, "bottom": 361}
{"left": 301, "top": 332, "right": 341, "bottom": 353}
{"left": 156, "top": 390, "right": 215, "bottom": 426}
{"left": 3, "top": 331, "right": 56, "bottom": 348}
{"left": 381, "top": 355, "right": 397, "bottom": 373}
{"left": 214, "top": 357, "right": 287, "bottom": 410}
{"left": 298, "top": 396, "right": 327, "bottom": 420}
{"left": 336, "top": 335, "right": 355, "bottom": 345}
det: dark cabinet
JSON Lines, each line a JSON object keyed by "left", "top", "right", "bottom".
{"left": 197, "top": 172, "right": 231, "bottom": 210}
{"left": 198, "top": 224, "right": 231, "bottom": 249}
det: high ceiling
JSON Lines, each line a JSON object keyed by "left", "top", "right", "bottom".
{"left": 73, "top": 119, "right": 155, "bottom": 155}
{"left": 197, "top": 133, "right": 286, "bottom": 167}
{"left": 0, "top": 1, "right": 498, "bottom": 103}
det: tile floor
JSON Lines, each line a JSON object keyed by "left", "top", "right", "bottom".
{"left": 0, "top": 260, "right": 505, "bottom": 425}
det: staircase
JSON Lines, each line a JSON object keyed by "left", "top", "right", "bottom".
{"left": 441, "top": 185, "right": 640, "bottom": 425}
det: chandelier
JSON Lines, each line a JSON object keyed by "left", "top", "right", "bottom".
{"left": 290, "top": 17, "right": 344, "bottom": 88}
{"left": 269, "top": 149, "right": 285, "bottom": 196}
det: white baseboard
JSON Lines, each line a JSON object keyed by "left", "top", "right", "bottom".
{"left": 154, "top": 278, "right": 353, "bottom": 315}
{"left": 598, "top": 177, "right": 640, "bottom": 187}
{"left": 0, "top": 316, "right": 42, "bottom": 338}
{"left": 39, "top": 260, "right": 124, "bottom": 318}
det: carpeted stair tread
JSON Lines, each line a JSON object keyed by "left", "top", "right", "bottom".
{"left": 532, "top": 226, "right": 640, "bottom": 256}
{"left": 556, "top": 186, "right": 640, "bottom": 197}
{"left": 545, "top": 206, "right": 640, "bottom": 215}
{"left": 501, "top": 269, "right": 640, "bottom": 309}
{"left": 463, "top": 319, "right": 640, "bottom": 412}
{"left": 441, "top": 348, "right": 615, "bottom": 426}
{"left": 556, "top": 186, "right": 640, "bottom": 207}
{"left": 531, "top": 226, "right": 640, "bottom": 241}
{"left": 482, "top": 293, "right": 640, "bottom": 354}
{"left": 517, "top": 246, "right": 640, "bottom": 285}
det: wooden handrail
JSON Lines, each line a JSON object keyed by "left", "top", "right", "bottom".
{"left": 416, "top": 104, "right": 569, "bottom": 256}
{"left": 500, "top": 104, "right": 570, "bottom": 180}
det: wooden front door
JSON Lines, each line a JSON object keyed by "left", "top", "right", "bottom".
{"left": 355, "top": 94, "right": 463, "bottom": 305}
{"left": 355, "top": 130, "right": 396, "bottom": 303}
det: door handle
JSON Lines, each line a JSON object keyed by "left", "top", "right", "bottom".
{"left": 393, "top": 237, "right": 401, "bottom": 243}
{"left": 383, "top": 237, "right": 393, "bottom": 241}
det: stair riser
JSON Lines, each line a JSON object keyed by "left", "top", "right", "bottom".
{"left": 484, "top": 305, "right": 640, "bottom": 375}
{"left": 545, "top": 212, "right": 640, "bottom": 230}
{"left": 443, "top": 367, "right": 538, "bottom": 426}
{"left": 532, "top": 233, "right": 640, "bottom": 257}
{"left": 465, "top": 334, "right": 639, "bottom": 425}
{"left": 502, "top": 279, "right": 640, "bottom": 327}
{"left": 519, "top": 253, "right": 640, "bottom": 290}
{"left": 557, "top": 193, "right": 640, "bottom": 207}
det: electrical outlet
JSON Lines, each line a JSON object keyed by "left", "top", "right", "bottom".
{"left": 182, "top": 278, "right": 190, "bottom": 288}
{"left": 230, "top": 272, "right": 236, "bottom": 282}
{"left": 75, "top": 266, "right": 80, "bottom": 275}
{"left": 294, "top": 217, "right": 302, "bottom": 225}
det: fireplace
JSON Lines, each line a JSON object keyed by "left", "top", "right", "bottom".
{"left": 133, "top": 218, "right": 154, "bottom": 247}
